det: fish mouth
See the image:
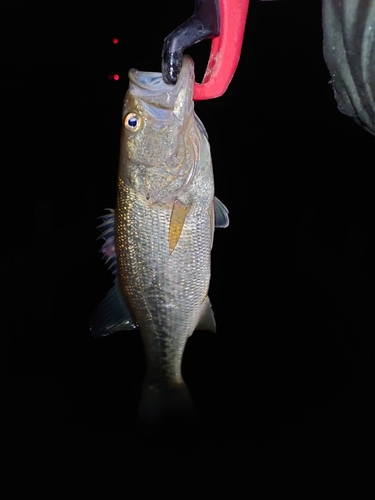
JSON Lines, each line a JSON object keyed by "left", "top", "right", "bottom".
{"left": 128, "top": 55, "right": 195, "bottom": 110}
{"left": 128, "top": 72, "right": 170, "bottom": 93}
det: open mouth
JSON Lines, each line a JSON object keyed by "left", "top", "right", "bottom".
{"left": 129, "top": 70, "right": 168, "bottom": 90}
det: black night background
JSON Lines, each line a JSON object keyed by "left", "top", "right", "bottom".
{"left": 1, "top": 0, "right": 374, "bottom": 487}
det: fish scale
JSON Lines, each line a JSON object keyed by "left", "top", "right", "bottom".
{"left": 116, "top": 179, "right": 212, "bottom": 345}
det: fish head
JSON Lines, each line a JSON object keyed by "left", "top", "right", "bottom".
{"left": 119, "top": 55, "right": 202, "bottom": 204}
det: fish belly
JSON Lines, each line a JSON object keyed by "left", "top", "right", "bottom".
{"left": 116, "top": 177, "right": 212, "bottom": 382}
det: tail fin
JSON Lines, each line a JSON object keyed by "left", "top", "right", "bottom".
{"left": 138, "top": 379, "right": 199, "bottom": 429}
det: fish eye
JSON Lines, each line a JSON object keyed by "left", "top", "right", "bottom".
{"left": 124, "top": 112, "right": 142, "bottom": 132}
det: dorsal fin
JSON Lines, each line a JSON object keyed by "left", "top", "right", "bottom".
{"left": 90, "top": 208, "right": 137, "bottom": 337}
{"left": 96, "top": 208, "right": 118, "bottom": 276}
{"left": 90, "top": 278, "right": 137, "bottom": 338}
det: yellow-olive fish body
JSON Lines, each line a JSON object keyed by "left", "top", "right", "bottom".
{"left": 90, "top": 56, "right": 229, "bottom": 426}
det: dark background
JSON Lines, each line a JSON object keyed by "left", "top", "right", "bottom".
{"left": 1, "top": 0, "right": 374, "bottom": 478}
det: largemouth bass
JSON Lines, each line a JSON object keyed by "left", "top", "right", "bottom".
{"left": 90, "top": 55, "right": 229, "bottom": 426}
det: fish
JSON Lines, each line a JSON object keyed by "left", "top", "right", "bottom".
{"left": 90, "top": 55, "right": 229, "bottom": 427}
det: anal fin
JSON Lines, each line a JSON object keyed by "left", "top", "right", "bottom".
{"left": 196, "top": 296, "right": 216, "bottom": 333}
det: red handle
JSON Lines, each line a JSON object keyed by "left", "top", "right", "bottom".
{"left": 193, "top": 0, "right": 250, "bottom": 100}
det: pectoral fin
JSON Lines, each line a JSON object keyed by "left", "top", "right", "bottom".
{"left": 169, "top": 199, "right": 189, "bottom": 254}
